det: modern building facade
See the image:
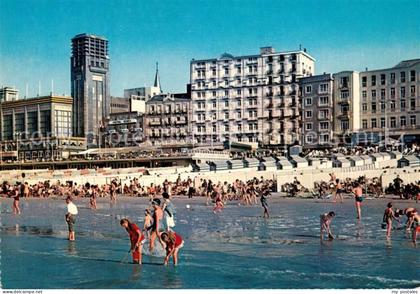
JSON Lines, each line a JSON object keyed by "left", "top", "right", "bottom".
{"left": 110, "top": 96, "right": 146, "bottom": 114}
{"left": 332, "top": 71, "right": 361, "bottom": 145}
{"left": 299, "top": 73, "right": 334, "bottom": 149}
{"left": 358, "top": 59, "right": 420, "bottom": 144}
{"left": 145, "top": 93, "right": 191, "bottom": 146}
{"left": 103, "top": 111, "right": 144, "bottom": 147}
{"left": 0, "top": 95, "right": 85, "bottom": 160}
{"left": 190, "top": 47, "right": 315, "bottom": 147}
{"left": 71, "top": 33, "right": 110, "bottom": 146}
{"left": 0, "top": 87, "right": 19, "bottom": 103}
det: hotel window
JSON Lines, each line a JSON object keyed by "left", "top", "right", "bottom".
{"left": 212, "top": 81, "right": 216, "bottom": 87}
{"left": 390, "top": 100, "right": 396, "bottom": 110}
{"left": 237, "top": 89, "right": 241, "bottom": 96}
{"left": 305, "top": 97, "right": 312, "bottom": 106}
{"left": 371, "top": 118, "right": 377, "bottom": 128}
{"left": 212, "top": 124, "right": 217, "bottom": 133}
{"left": 237, "top": 111, "right": 242, "bottom": 119}
{"left": 390, "top": 73, "right": 395, "bottom": 84}
{"left": 410, "top": 99, "right": 416, "bottom": 110}
{"left": 371, "top": 90, "right": 377, "bottom": 100}
{"left": 305, "top": 110, "right": 312, "bottom": 118}
{"left": 212, "top": 100, "right": 216, "bottom": 108}
{"left": 305, "top": 85, "right": 312, "bottom": 93}
{"left": 371, "top": 75, "right": 376, "bottom": 86}
{"left": 340, "top": 120, "right": 349, "bottom": 130}
{"left": 401, "top": 100, "right": 406, "bottom": 110}
{"left": 340, "top": 91, "right": 349, "bottom": 100}
{"left": 212, "top": 113, "right": 216, "bottom": 120}
{"left": 362, "top": 103, "right": 368, "bottom": 112}
{"left": 400, "top": 87, "right": 406, "bottom": 98}
{"left": 400, "top": 72, "right": 406, "bottom": 83}
{"left": 410, "top": 85, "right": 416, "bottom": 97}
{"left": 306, "top": 123, "right": 313, "bottom": 130}
{"left": 410, "top": 115, "right": 416, "bottom": 126}
{"left": 380, "top": 118, "right": 386, "bottom": 128}
{"left": 319, "top": 122, "right": 329, "bottom": 130}
{"left": 224, "top": 100, "right": 229, "bottom": 107}
{"left": 362, "top": 91, "right": 367, "bottom": 101}
{"left": 224, "top": 112, "right": 229, "bottom": 119}
{"left": 410, "top": 70, "right": 416, "bottom": 82}
{"left": 319, "top": 83, "right": 329, "bottom": 93}
{"left": 400, "top": 116, "right": 406, "bottom": 127}
{"left": 380, "top": 74, "right": 386, "bottom": 85}
{"left": 224, "top": 80, "right": 229, "bottom": 86}
{"left": 319, "top": 109, "right": 329, "bottom": 119}
{"left": 380, "top": 102, "right": 385, "bottom": 112}
{"left": 237, "top": 100, "right": 241, "bottom": 107}
{"left": 306, "top": 134, "right": 314, "bottom": 143}
{"left": 237, "top": 123, "right": 242, "bottom": 131}
{"left": 362, "top": 76, "right": 367, "bottom": 87}
{"left": 390, "top": 88, "right": 395, "bottom": 99}
{"left": 212, "top": 91, "right": 216, "bottom": 97}
{"left": 371, "top": 102, "right": 377, "bottom": 113}
{"left": 225, "top": 125, "right": 229, "bottom": 132}
{"left": 224, "top": 68, "right": 229, "bottom": 75}
{"left": 27, "top": 111, "right": 38, "bottom": 135}
{"left": 362, "top": 120, "right": 368, "bottom": 129}
{"left": 319, "top": 96, "right": 329, "bottom": 106}
{"left": 390, "top": 117, "right": 396, "bottom": 128}
{"left": 380, "top": 89, "right": 386, "bottom": 100}
{"left": 237, "top": 67, "right": 241, "bottom": 74}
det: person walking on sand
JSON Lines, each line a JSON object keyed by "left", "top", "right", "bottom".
{"left": 120, "top": 218, "right": 145, "bottom": 264}
{"left": 65, "top": 196, "right": 78, "bottom": 241}
{"left": 382, "top": 202, "right": 399, "bottom": 239}
{"left": 352, "top": 182, "right": 364, "bottom": 220}
{"left": 320, "top": 211, "right": 335, "bottom": 241}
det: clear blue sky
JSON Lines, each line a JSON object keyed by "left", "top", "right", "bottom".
{"left": 0, "top": 0, "right": 419, "bottom": 97}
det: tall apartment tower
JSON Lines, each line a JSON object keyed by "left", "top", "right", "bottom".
{"left": 71, "top": 33, "right": 110, "bottom": 146}
{"left": 190, "top": 47, "right": 314, "bottom": 147}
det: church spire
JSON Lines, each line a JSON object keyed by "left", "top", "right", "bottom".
{"left": 154, "top": 62, "right": 162, "bottom": 93}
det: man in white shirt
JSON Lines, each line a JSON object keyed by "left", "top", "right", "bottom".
{"left": 65, "top": 197, "right": 78, "bottom": 241}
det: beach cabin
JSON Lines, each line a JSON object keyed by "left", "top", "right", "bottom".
{"left": 379, "top": 152, "right": 391, "bottom": 161}
{"left": 389, "top": 151, "right": 403, "bottom": 160}
{"left": 262, "top": 157, "right": 277, "bottom": 170}
{"left": 227, "top": 159, "right": 244, "bottom": 170}
{"left": 308, "top": 157, "right": 321, "bottom": 168}
{"left": 319, "top": 158, "right": 333, "bottom": 168}
{"left": 398, "top": 155, "right": 420, "bottom": 168}
{"left": 211, "top": 160, "right": 229, "bottom": 171}
{"left": 370, "top": 153, "right": 385, "bottom": 163}
{"left": 289, "top": 156, "right": 308, "bottom": 168}
{"left": 243, "top": 158, "right": 260, "bottom": 169}
{"left": 348, "top": 156, "right": 364, "bottom": 167}
{"left": 359, "top": 155, "right": 373, "bottom": 165}
{"left": 276, "top": 156, "right": 293, "bottom": 170}
{"left": 333, "top": 157, "right": 351, "bottom": 168}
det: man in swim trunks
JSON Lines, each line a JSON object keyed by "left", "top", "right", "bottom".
{"left": 352, "top": 182, "right": 363, "bottom": 219}
{"left": 120, "top": 218, "right": 145, "bottom": 264}
{"left": 320, "top": 211, "right": 335, "bottom": 240}
{"left": 259, "top": 188, "right": 270, "bottom": 218}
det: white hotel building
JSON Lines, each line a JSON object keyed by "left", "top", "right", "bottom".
{"left": 190, "top": 47, "right": 315, "bottom": 147}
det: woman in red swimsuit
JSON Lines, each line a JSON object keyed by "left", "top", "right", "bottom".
{"left": 161, "top": 231, "right": 184, "bottom": 266}
{"left": 120, "top": 218, "right": 145, "bottom": 264}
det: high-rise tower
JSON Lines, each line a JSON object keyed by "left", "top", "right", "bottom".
{"left": 71, "top": 33, "right": 110, "bottom": 146}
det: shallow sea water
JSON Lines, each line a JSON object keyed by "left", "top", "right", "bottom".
{"left": 1, "top": 196, "right": 419, "bottom": 289}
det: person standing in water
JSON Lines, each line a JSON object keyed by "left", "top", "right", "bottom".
{"left": 143, "top": 209, "right": 153, "bottom": 239}
{"left": 352, "top": 182, "right": 363, "bottom": 219}
{"left": 320, "top": 211, "right": 335, "bottom": 240}
{"left": 120, "top": 218, "right": 145, "bottom": 264}
{"left": 411, "top": 212, "right": 420, "bottom": 243}
{"left": 333, "top": 179, "right": 344, "bottom": 203}
{"left": 65, "top": 196, "right": 78, "bottom": 241}
{"left": 382, "top": 202, "right": 399, "bottom": 238}
{"left": 149, "top": 198, "right": 164, "bottom": 252}
{"left": 162, "top": 192, "right": 176, "bottom": 231}
{"left": 11, "top": 186, "right": 21, "bottom": 215}
{"left": 161, "top": 231, "right": 184, "bottom": 266}
{"left": 259, "top": 188, "right": 270, "bottom": 218}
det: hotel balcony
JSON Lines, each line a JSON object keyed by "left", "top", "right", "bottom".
{"left": 149, "top": 120, "right": 162, "bottom": 126}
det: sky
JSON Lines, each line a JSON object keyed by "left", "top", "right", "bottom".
{"left": 0, "top": 0, "right": 419, "bottom": 97}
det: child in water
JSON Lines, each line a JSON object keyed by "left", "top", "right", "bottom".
{"left": 161, "top": 231, "right": 184, "bottom": 266}
{"left": 382, "top": 202, "right": 399, "bottom": 238}
{"left": 143, "top": 209, "right": 153, "bottom": 239}
{"left": 320, "top": 211, "right": 335, "bottom": 240}
{"left": 120, "top": 218, "right": 145, "bottom": 264}
{"left": 213, "top": 190, "right": 224, "bottom": 213}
